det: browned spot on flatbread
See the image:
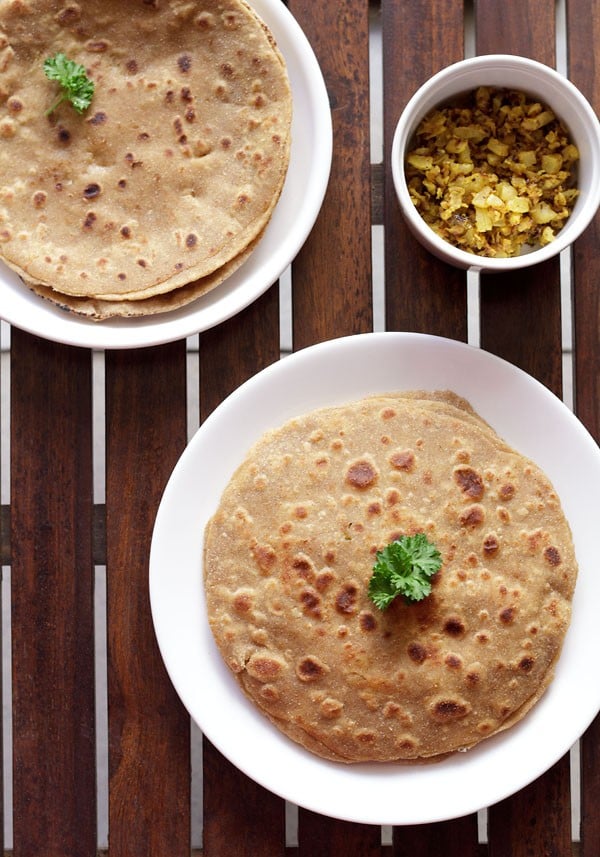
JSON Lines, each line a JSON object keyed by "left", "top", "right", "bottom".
{"left": 335, "top": 583, "right": 358, "bottom": 615}
{"left": 296, "top": 656, "right": 329, "bottom": 682}
{"left": 454, "top": 466, "right": 485, "bottom": 499}
{"left": 346, "top": 459, "right": 378, "bottom": 489}
{"left": 390, "top": 449, "right": 415, "bottom": 471}
{"left": 544, "top": 546, "right": 561, "bottom": 566}
{"left": 459, "top": 504, "right": 485, "bottom": 528}
{"left": 431, "top": 698, "right": 471, "bottom": 721}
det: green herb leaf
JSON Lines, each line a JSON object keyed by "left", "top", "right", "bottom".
{"left": 368, "top": 533, "right": 442, "bottom": 610}
{"left": 43, "top": 53, "right": 95, "bottom": 116}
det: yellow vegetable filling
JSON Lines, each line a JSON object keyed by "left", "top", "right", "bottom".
{"left": 405, "top": 86, "right": 579, "bottom": 257}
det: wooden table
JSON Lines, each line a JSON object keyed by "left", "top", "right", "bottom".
{"left": 1, "top": 0, "right": 599, "bottom": 854}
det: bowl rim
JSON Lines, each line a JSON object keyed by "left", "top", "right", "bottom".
{"left": 391, "top": 53, "right": 600, "bottom": 271}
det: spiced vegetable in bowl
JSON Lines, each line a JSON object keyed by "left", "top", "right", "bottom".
{"left": 405, "top": 85, "right": 579, "bottom": 258}
{"left": 391, "top": 55, "right": 600, "bottom": 271}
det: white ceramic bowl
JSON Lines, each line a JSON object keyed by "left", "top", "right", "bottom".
{"left": 391, "top": 55, "right": 600, "bottom": 272}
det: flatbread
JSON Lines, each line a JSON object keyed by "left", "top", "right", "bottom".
{"left": 25, "top": 229, "right": 262, "bottom": 319}
{"left": 0, "top": 0, "right": 291, "bottom": 310}
{"left": 203, "top": 392, "right": 578, "bottom": 763}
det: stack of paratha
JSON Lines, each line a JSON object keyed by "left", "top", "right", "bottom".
{"left": 203, "top": 391, "right": 578, "bottom": 763}
{"left": 0, "top": 0, "right": 292, "bottom": 319}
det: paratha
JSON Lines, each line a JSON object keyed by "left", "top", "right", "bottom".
{"left": 203, "top": 391, "right": 578, "bottom": 763}
{"left": 25, "top": 229, "right": 262, "bottom": 319}
{"left": 0, "top": 0, "right": 291, "bottom": 315}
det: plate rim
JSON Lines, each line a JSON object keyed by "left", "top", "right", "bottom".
{"left": 150, "top": 331, "right": 600, "bottom": 825}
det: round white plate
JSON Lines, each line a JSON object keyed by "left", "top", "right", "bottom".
{"left": 149, "top": 332, "right": 600, "bottom": 825}
{"left": 0, "top": 0, "right": 331, "bottom": 350}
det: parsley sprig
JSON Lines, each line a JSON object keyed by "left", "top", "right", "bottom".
{"left": 44, "top": 53, "right": 95, "bottom": 116}
{"left": 368, "top": 533, "right": 442, "bottom": 610}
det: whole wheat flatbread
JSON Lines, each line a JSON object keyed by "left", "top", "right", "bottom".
{"left": 25, "top": 229, "right": 262, "bottom": 319}
{"left": 203, "top": 392, "right": 578, "bottom": 763}
{"left": 0, "top": 0, "right": 291, "bottom": 310}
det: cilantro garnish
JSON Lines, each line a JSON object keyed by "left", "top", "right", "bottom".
{"left": 43, "top": 53, "right": 95, "bottom": 116}
{"left": 368, "top": 533, "right": 442, "bottom": 610}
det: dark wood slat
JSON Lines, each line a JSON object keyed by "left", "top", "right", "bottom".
{"left": 0, "top": 351, "right": 5, "bottom": 856}
{"left": 93, "top": 502, "right": 106, "bottom": 565}
{"left": 476, "top": 0, "right": 563, "bottom": 394}
{"left": 0, "top": 505, "right": 7, "bottom": 566}
{"left": 567, "top": 0, "right": 600, "bottom": 440}
{"left": 488, "top": 755, "right": 572, "bottom": 857}
{"left": 571, "top": 215, "right": 600, "bottom": 435}
{"left": 371, "top": 162, "right": 384, "bottom": 225}
{"left": 479, "top": 261, "right": 563, "bottom": 395}
{"left": 382, "top": 0, "right": 468, "bottom": 338}
{"left": 105, "top": 343, "right": 190, "bottom": 857}
{"left": 7, "top": 502, "right": 107, "bottom": 568}
{"left": 203, "top": 739, "right": 286, "bottom": 857}
{"left": 199, "top": 287, "right": 285, "bottom": 856}
{"left": 580, "top": 714, "right": 600, "bottom": 857}
{"left": 298, "top": 810, "right": 381, "bottom": 857}
{"left": 289, "top": 0, "right": 373, "bottom": 348}
{"left": 474, "top": 0, "right": 557, "bottom": 59}
{"left": 476, "top": 3, "right": 572, "bottom": 854}
{"left": 566, "top": 2, "right": 600, "bottom": 855}
{"left": 393, "top": 814, "right": 479, "bottom": 857}
{"left": 199, "top": 285, "right": 281, "bottom": 417}
{"left": 10, "top": 329, "right": 95, "bottom": 857}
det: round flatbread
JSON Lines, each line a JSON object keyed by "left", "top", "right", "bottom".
{"left": 0, "top": 0, "right": 291, "bottom": 307}
{"left": 25, "top": 229, "right": 262, "bottom": 319}
{"left": 203, "top": 392, "right": 578, "bottom": 763}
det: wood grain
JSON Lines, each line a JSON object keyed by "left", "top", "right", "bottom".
{"left": 203, "top": 739, "right": 285, "bottom": 857}
{"left": 393, "top": 815, "right": 479, "bottom": 857}
{"left": 476, "top": 3, "right": 572, "bottom": 854}
{"left": 475, "top": 0, "right": 558, "bottom": 60}
{"left": 10, "top": 329, "right": 96, "bottom": 857}
{"left": 476, "top": 0, "right": 563, "bottom": 393}
{"left": 567, "top": 0, "right": 600, "bottom": 440}
{"left": 289, "top": 0, "right": 373, "bottom": 348}
{"left": 105, "top": 343, "right": 190, "bottom": 857}
{"left": 566, "top": 2, "right": 600, "bottom": 855}
{"left": 199, "top": 285, "right": 280, "bottom": 418}
{"left": 580, "top": 715, "right": 600, "bottom": 857}
{"left": 382, "top": 0, "right": 468, "bottom": 338}
{"left": 478, "top": 260, "right": 562, "bottom": 395}
{"left": 298, "top": 811, "right": 381, "bottom": 857}
{"left": 488, "top": 755, "right": 572, "bottom": 857}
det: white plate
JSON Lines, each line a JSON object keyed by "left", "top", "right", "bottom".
{"left": 149, "top": 332, "right": 600, "bottom": 825}
{"left": 0, "top": 0, "right": 331, "bottom": 350}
